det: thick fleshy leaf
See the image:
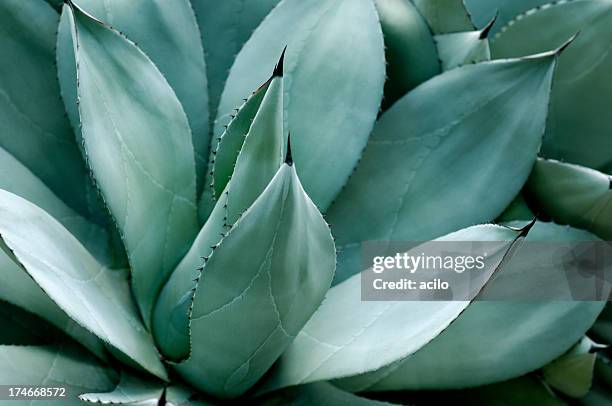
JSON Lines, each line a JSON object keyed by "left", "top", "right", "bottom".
{"left": 434, "top": 16, "right": 495, "bottom": 71}
{"left": 154, "top": 76, "right": 285, "bottom": 361}
{"left": 327, "top": 51, "right": 558, "bottom": 284}
{"left": 465, "top": 0, "right": 550, "bottom": 34}
{"left": 80, "top": 372, "right": 164, "bottom": 404}
{"left": 175, "top": 164, "right": 336, "bottom": 398}
{"left": 332, "top": 223, "right": 607, "bottom": 392}
{"left": 0, "top": 190, "right": 167, "bottom": 380}
{"left": 543, "top": 337, "right": 600, "bottom": 398}
{"left": 57, "top": 0, "right": 209, "bottom": 192}
{"left": 262, "top": 224, "right": 520, "bottom": 391}
{"left": 254, "top": 382, "right": 394, "bottom": 406}
{"left": 217, "top": 0, "right": 385, "bottom": 210}
{"left": 412, "top": 0, "right": 475, "bottom": 33}
{"left": 0, "top": 0, "right": 99, "bottom": 222}
{"left": 0, "top": 344, "right": 115, "bottom": 405}
{"left": 491, "top": 0, "right": 612, "bottom": 172}
{"left": 66, "top": 2, "right": 199, "bottom": 324}
{"left": 375, "top": 0, "right": 440, "bottom": 110}
{"left": 526, "top": 158, "right": 612, "bottom": 241}
{"left": 211, "top": 80, "right": 269, "bottom": 200}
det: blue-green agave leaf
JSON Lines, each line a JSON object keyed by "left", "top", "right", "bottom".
{"left": 491, "top": 0, "right": 612, "bottom": 172}
{"left": 0, "top": 0, "right": 100, "bottom": 224}
{"left": 464, "top": 0, "right": 551, "bottom": 35}
{"left": 210, "top": 80, "right": 270, "bottom": 201}
{"left": 434, "top": 15, "right": 495, "bottom": 71}
{"left": 153, "top": 76, "right": 285, "bottom": 361}
{"left": 332, "top": 222, "right": 607, "bottom": 392}
{"left": 0, "top": 344, "right": 115, "bottom": 405}
{"left": 527, "top": 158, "right": 612, "bottom": 241}
{"left": 57, "top": 0, "right": 209, "bottom": 193}
{"left": 262, "top": 224, "right": 520, "bottom": 391}
{"left": 190, "top": 0, "right": 280, "bottom": 134}
{"left": 412, "top": 0, "right": 475, "bottom": 33}
{"left": 542, "top": 336, "right": 601, "bottom": 398}
{"left": 375, "top": 0, "right": 440, "bottom": 110}
{"left": 65, "top": 2, "right": 199, "bottom": 325}
{"left": 0, "top": 251, "right": 107, "bottom": 360}
{"left": 328, "top": 50, "right": 559, "bottom": 284}
{"left": 174, "top": 164, "right": 336, "bottom": 399}
{"left": 216, "top": 0, "right": 385, "bottom": 210}
{"left": 80, "top": 371, "right": 165, "bottom": 404}
{"left": 0, "top": 190, "right": 167, "bottom": 380}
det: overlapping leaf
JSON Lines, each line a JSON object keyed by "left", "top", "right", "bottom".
{"left": 57, "top": 0, "right": 209, "bottom": 192}
{"left": 216, "top": 0, "right": 385, "bottom": 210}
{"left": 332, "top": 223, "right": 607, "bottom": 392}
{"left": 153, "top": 75, "right": 285, "bottom": 361}
{"left": 491, "top": 0, "right": 612, "bottom": 172}
{"left": 0, "top": 190, "right": 167, "bottom": 379}
{"left": 328, "top": 50, "right": 558, "bottom": 284}
{"left": 434, "top": 16, "right": 495, "bottom": 71}
{"left": 175, "top": 164, "right": 336, "bottom": 398}
{"left": 262, "top": 224, "right": 521, "bottom": 391}
{"left": 65, "top": 2, "right": 199, "bottom": 325}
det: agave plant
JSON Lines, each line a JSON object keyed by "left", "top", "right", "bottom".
{"left": 1, "top": 0, "right": 611, "bottom": 404}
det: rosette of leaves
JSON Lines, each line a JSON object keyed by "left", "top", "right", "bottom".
{"left": 0, "top": 0, "right": 611, "bottom": 404}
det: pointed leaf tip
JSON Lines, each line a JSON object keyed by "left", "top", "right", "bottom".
{"left": 479, "top": 12, "right": 498, "bottom": 40}
{"left": 285, "top": 134, "right": 293, "bottom": 166}
{"left": 555, "top": 32, "right": 580, "bottom": 56}
{"left": 273, "top": 46, "right": 287, "bottom": 77}
{"left": 519, "top": 217, "right": 537, "bottom": 237}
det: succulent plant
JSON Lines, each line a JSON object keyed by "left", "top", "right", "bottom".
{"left": 1, "top": 0, "right": 611, "bottom": 404}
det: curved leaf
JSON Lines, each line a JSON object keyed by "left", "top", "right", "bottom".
{"left": 66, "top": 2, "right": 199, "bottom": 324}
{"left": 0, "top": 251, "right": 107, "bottom": 359}
{"left": 175, "top": 164, "right": 336, "bottom": 398}
{"left": 191, "top": 0, "right": 280, "bottom": 133}
{"left": 491, "top": 0, "right": 612, "bottom": 172}
{"left": 57, "top": 0, "right": 209, "bottom": 192}
{"left": 262, "top": 224, "right": 520, "bottom": 391}
{"left": 412, "top": 0, "right": 475, "bottom": 33}
{"left": 375, "top": 0, "right": 440, "bottom": 110}
{"left": 328, "top": 52, "right": 558, "bottom": 284}
{"left": 154, "top": 76, "right": 285, "bottom": 361}
{"left": 0, "top": 300, "right": 66, "bottom": 345}
{"left": 0, "top": 190, "right": 167, "bottom": 380}
{"left": 0, "top": 344, "right": 115, "bottom": 405}
{"left": 0, "top": 0, "right": 99, "bottom": 222}
{"left": 333, "top": 222, "right": 607, "bottom": 392}
{"left": 216, "top": 0, "right": 385, "bottom": 210}
{"left": 526, "top": 158, "right": 612, "bottom": 240}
